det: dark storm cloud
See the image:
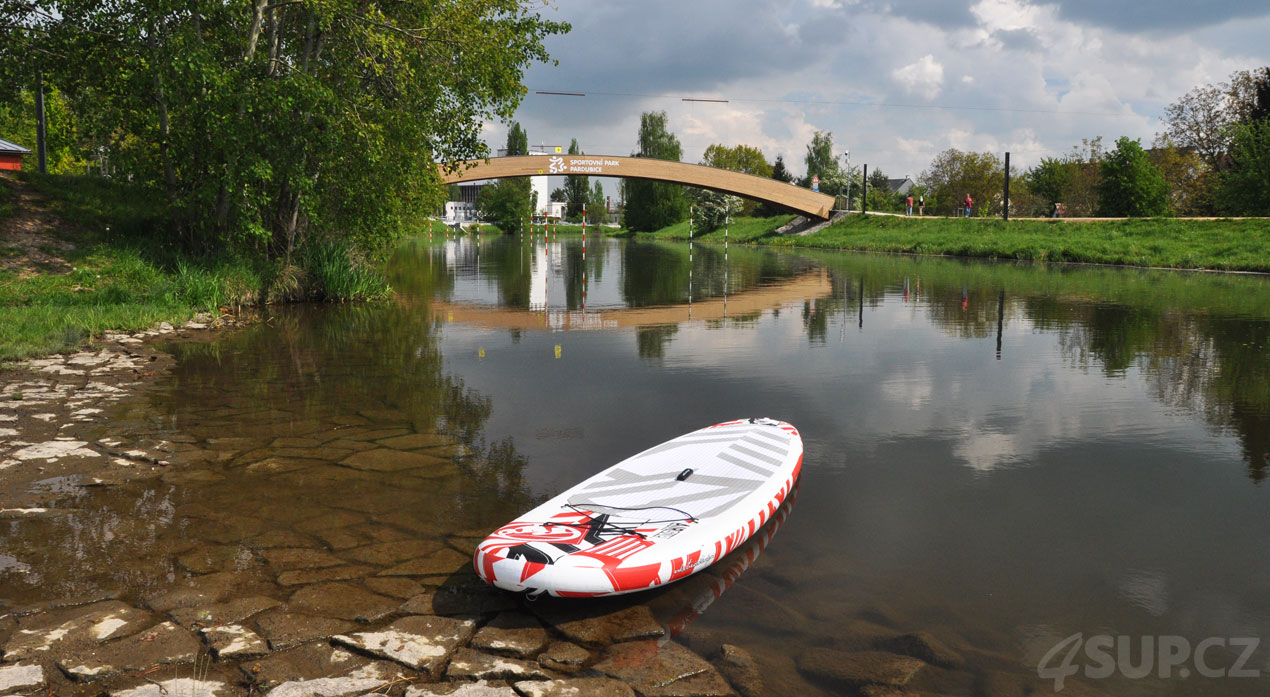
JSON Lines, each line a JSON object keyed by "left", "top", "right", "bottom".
{"left": 1049, "top": 0, "right": 1270, "bottom": 32}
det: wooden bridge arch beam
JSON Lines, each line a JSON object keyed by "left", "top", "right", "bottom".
{"left": 438, "top": 155, "right": 835, "bottom": 219}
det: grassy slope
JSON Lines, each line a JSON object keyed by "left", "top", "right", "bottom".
{"left": 0, "top": 173, "right": 386, "bottom": 361}
{"left": 638, "top": 213, "right": 1270, "bottom": 273}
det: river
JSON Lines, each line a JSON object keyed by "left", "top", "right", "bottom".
{"left": 2, "top": 234, "right": 1268, "bottom": 696}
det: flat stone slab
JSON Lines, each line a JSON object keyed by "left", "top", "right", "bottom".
{"left": 379, "top": 548, "right": 472, "bottom": 577}
{"left": 261, "top": 547, "right": 347, "bottom": 571}
{"left": 341, "top": 539, "right": 447, "bottom": 566}
{"left": 592, "top": 641, "right": 734, "bottom": 697}
{"left": 288, "top": 582, "right": 400, "bottom": 623}
{"left": 254, "top": 611, "right": 358, "bottom": 651}
{"left": 170, "top": 595, "right": 282, "bottom": 628}
{"left": 874, "top": 631, "right": 964, "bottom": 668}
{"left": 264, "top": 662, "right": 402, "bottom": 697}
{"left": 146, "top": 570, "right": 239, "bottom": 611}
{"left": 0, "top": 664, "right": 44, "bottom": 696}
{"left": 364, "top": 577, "right": 425, "bottom": 599}
{"left": 445, "top": 647, "right": 554, "bottom": 681}
{"left": 715, "top": 645, "right": 762, "bottom": 697}
{"left": 113, "top": 678, "right": 236, "bottom": 697}
{"left": 515, "top": 678, "right": 636, "bottom": 697}
{"left": 56, "top": 621, "right": 200, "bottom": 681}
{"left": 277, "top": 565, "right": 375, "bottom": 587}
{"left": 471, "top": 611, "right": 550, "bottom": 658}
{"left": 528, "top": 603, "right": 665, "bottom": 647}
{"left": 241, "top": 642, "right": 371, "bottom": 688}
{"left": 538, "top": 641, "right": 591, "bottom": 673}
{"left": 405, "top": 681, "right": 517, "bottom": 697}
{"left": 176, "top": 545, "right": 248, "bottom": 574}
{"left": 375, "top": 433, "right": 458, "bottom": 450}
{"left": 2, "top": 600, "right": 154, "bottom": 661}
{"left": 332, "top": 615, "right": 475, "bottom": 677}
{"left": 204, "top": 623, "right": 270, "bottom": 660}
{"left": 339, "top": 448, "right": 452, "bottom": 472}
{"left": 796, "top": 649, "right": 925, "bottom": 690}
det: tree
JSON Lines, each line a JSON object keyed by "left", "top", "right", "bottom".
{"left": 919, "top": 149, "right": 1004, "bottom": 216}
{"left": 1060, "top": 138, "right": 1105, "bottom": 217}
{"left": 701, "top": 144, "right": 772, "bottom": 177}
{"left": 563, "top": 138, "right": 588, "bottom": 220}
{"left": 802, "top": 131, "right": 839, "bottom": 188}
{"left": 0, "top": 1, "right": 567, "bottom": 258}
{"left": 1148, "top": 141, "right": 1214, "bottom": 215}
{"left": 1216, "top": 120, "right": 1270, "bottom": 216}
{"left": 1097, "top": 137, "right": 1170, "bottom": 217}
{"left": 1021, "top": 157, "right": 1072, "bottom": 212}
{"left": 690, "top": 188, "right": 742, "bottom": 233}
{"left": 701, "top": 143, "right": 771, "bottom": 215}
{"left": 586, "top": 180, "right": 607, "bottom": 225}
{"left": 624, "top": 111, "right": 688, "bottom": 232}
{"left": 482, "top": 122, "right": 534, "bottom": 231}
{"left": 0, "top": 87, "right": 88, "bottom": 173}
{"left": 771, "top": 155, "right": 794, "bottom": 184}
{"left": 1160, "top": 67, "right": 1270, "bottom": 168}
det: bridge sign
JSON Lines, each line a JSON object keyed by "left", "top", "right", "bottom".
{"left": 812, "top": 174, "right": 820, "bottom": 192}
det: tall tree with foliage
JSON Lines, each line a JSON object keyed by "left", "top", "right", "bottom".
{"left": 477, "top": 122, "right": 536, "bottom": 232}
{"left": 563, "top": 139, "right": 588, "bottom": 220}
{"left": 586, "top": 180, "right": 607, "bottom": 225}
{"left": 0, "top": 1, "right": 567, "bottom": 258}
{"left": 802, "top": 131, "right": 839, "bottom": 185}
{"left": 1096, "top": 137, "right": 1170, "bottom": 217}
{"left": 701, "top": 143, "right": 771, "bottom": 215}
{"left": 1216, "top": 120, "right": 1270, "bottom": 216}
{"left": 920, "top": 149, "right": 1004, "bottom": 216}
{"left": 1021, "top": 157, "right": 1072, "bottom": 213}
{"left": 624, "top": 111, "right": 687, "bottom": 232}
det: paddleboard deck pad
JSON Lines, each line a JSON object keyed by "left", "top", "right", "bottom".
{"left": 475, "top": 418, "right": 803, "bottom": 597}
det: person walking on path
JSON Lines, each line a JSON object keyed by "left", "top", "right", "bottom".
{"left": 963, "top": 194, "right": 973, "bottom": 218}
{"left": 905, "top": 194, "right": 914, "bottom": 216}
{"left": 918, "top": 195, "right": 925, "bottom": 216}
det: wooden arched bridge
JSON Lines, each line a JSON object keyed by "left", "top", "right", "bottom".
{"left": 439, "top": 155, "right": 836, "bottom": 219}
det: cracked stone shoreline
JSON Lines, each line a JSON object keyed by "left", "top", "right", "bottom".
{"left": 0, "top": 314, "right": 239, "bottom": 511}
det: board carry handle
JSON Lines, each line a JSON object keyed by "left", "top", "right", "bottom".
{"left": 676, "top": 468, "right": 694, "bottom": 481}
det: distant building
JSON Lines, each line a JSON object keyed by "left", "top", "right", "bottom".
{"left": 0, "top": 138, "right": 31, "bottom": 171}
{"left": 886, "top": 177, "right": 917, "bottom": 195}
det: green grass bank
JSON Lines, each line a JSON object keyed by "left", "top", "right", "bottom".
{"left": 0, "top": 173, "right": 390, "bottom": 361}
{"left": 637, "top": 213, "right": 1270, "bottom": 273}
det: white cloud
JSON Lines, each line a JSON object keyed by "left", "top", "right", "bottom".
{"left": 892, "top": 54, "right": 946, "bottom": 100}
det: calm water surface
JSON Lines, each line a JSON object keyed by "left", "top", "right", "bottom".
{"left": 5, "top": 234, "right": 1270, "bottom": 695}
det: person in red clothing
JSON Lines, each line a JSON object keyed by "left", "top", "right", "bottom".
{"left": 905, "top": 194, "right": 914, "bottom": 216}
{"left": 963, "top": 194, "right": 973, "bottom": 218}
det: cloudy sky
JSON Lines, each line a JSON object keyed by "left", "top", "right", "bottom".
{"left": 487, "top": 0, "right": 1270, "bottom": 182}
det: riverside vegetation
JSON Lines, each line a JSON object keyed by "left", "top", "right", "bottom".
{"left": 0, "top": 173, "right": 388, "bottom": 361}
{"left": 636, "top": 213, "right": 1270, "bottom": 273}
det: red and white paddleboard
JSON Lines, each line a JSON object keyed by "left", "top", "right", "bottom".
{"left": 474, "top": 418, "right": 803, "bottom": 597}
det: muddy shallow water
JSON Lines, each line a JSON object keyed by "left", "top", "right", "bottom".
{"left": 2, "top": 235, "right": 1269, "bottom": 696}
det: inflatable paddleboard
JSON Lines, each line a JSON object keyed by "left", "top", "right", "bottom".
{"left": 475, "top": 418, "right": 803, "bottom": 597}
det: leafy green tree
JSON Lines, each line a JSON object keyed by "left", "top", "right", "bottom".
{"left": 0, "top": 87, "right": 89, "bottom": 173}
{"left": 624, "top": 111, "right": 687, "bottom": 232}
{"left": 701, "top": 144, "right": 772, "bottom": 177}
{"left": 920, "top": 149, "right": 1004, "bottom": 216}
{"left": 486, "top": 122, "right": 533, "bottom": 231}
{"left": 563, "top": 138, "right": 588, "bottom": 220}
{"left": 586, "top": 180, "right": 606, "bottom": 225}
{"left": 690, "top": 188, "right": 742, "bottom": 233}
{"left": 701, "top": 143, "right": 771, "bottom": 215}
{"left": 1, "top": 1, "right": 567, "bottom": 257}
{"left": 1148, "top": 141, "right": 1214, "bottom": 215}
{"left": 1096, "top": 137, "right": 1170, "bottom": 217}
{"left": 1021, "top": 157, "right": 1072, "bottom": 213}
{"left": 1216, "top": 120, "right": 1270, "bottom": 215}
{"left": 771, "top": 155, "right": 794, "bottom": 184}
{"left": 802, "top": 130, "right": 840, "bottom": 188}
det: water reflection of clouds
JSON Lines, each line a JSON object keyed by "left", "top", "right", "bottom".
{"left": 655, "top": 292, "right": 1233, "bottom": 475}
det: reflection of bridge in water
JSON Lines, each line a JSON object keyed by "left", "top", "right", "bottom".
{"left": 432, "top": 269, "right": 832, "bottom": 331}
